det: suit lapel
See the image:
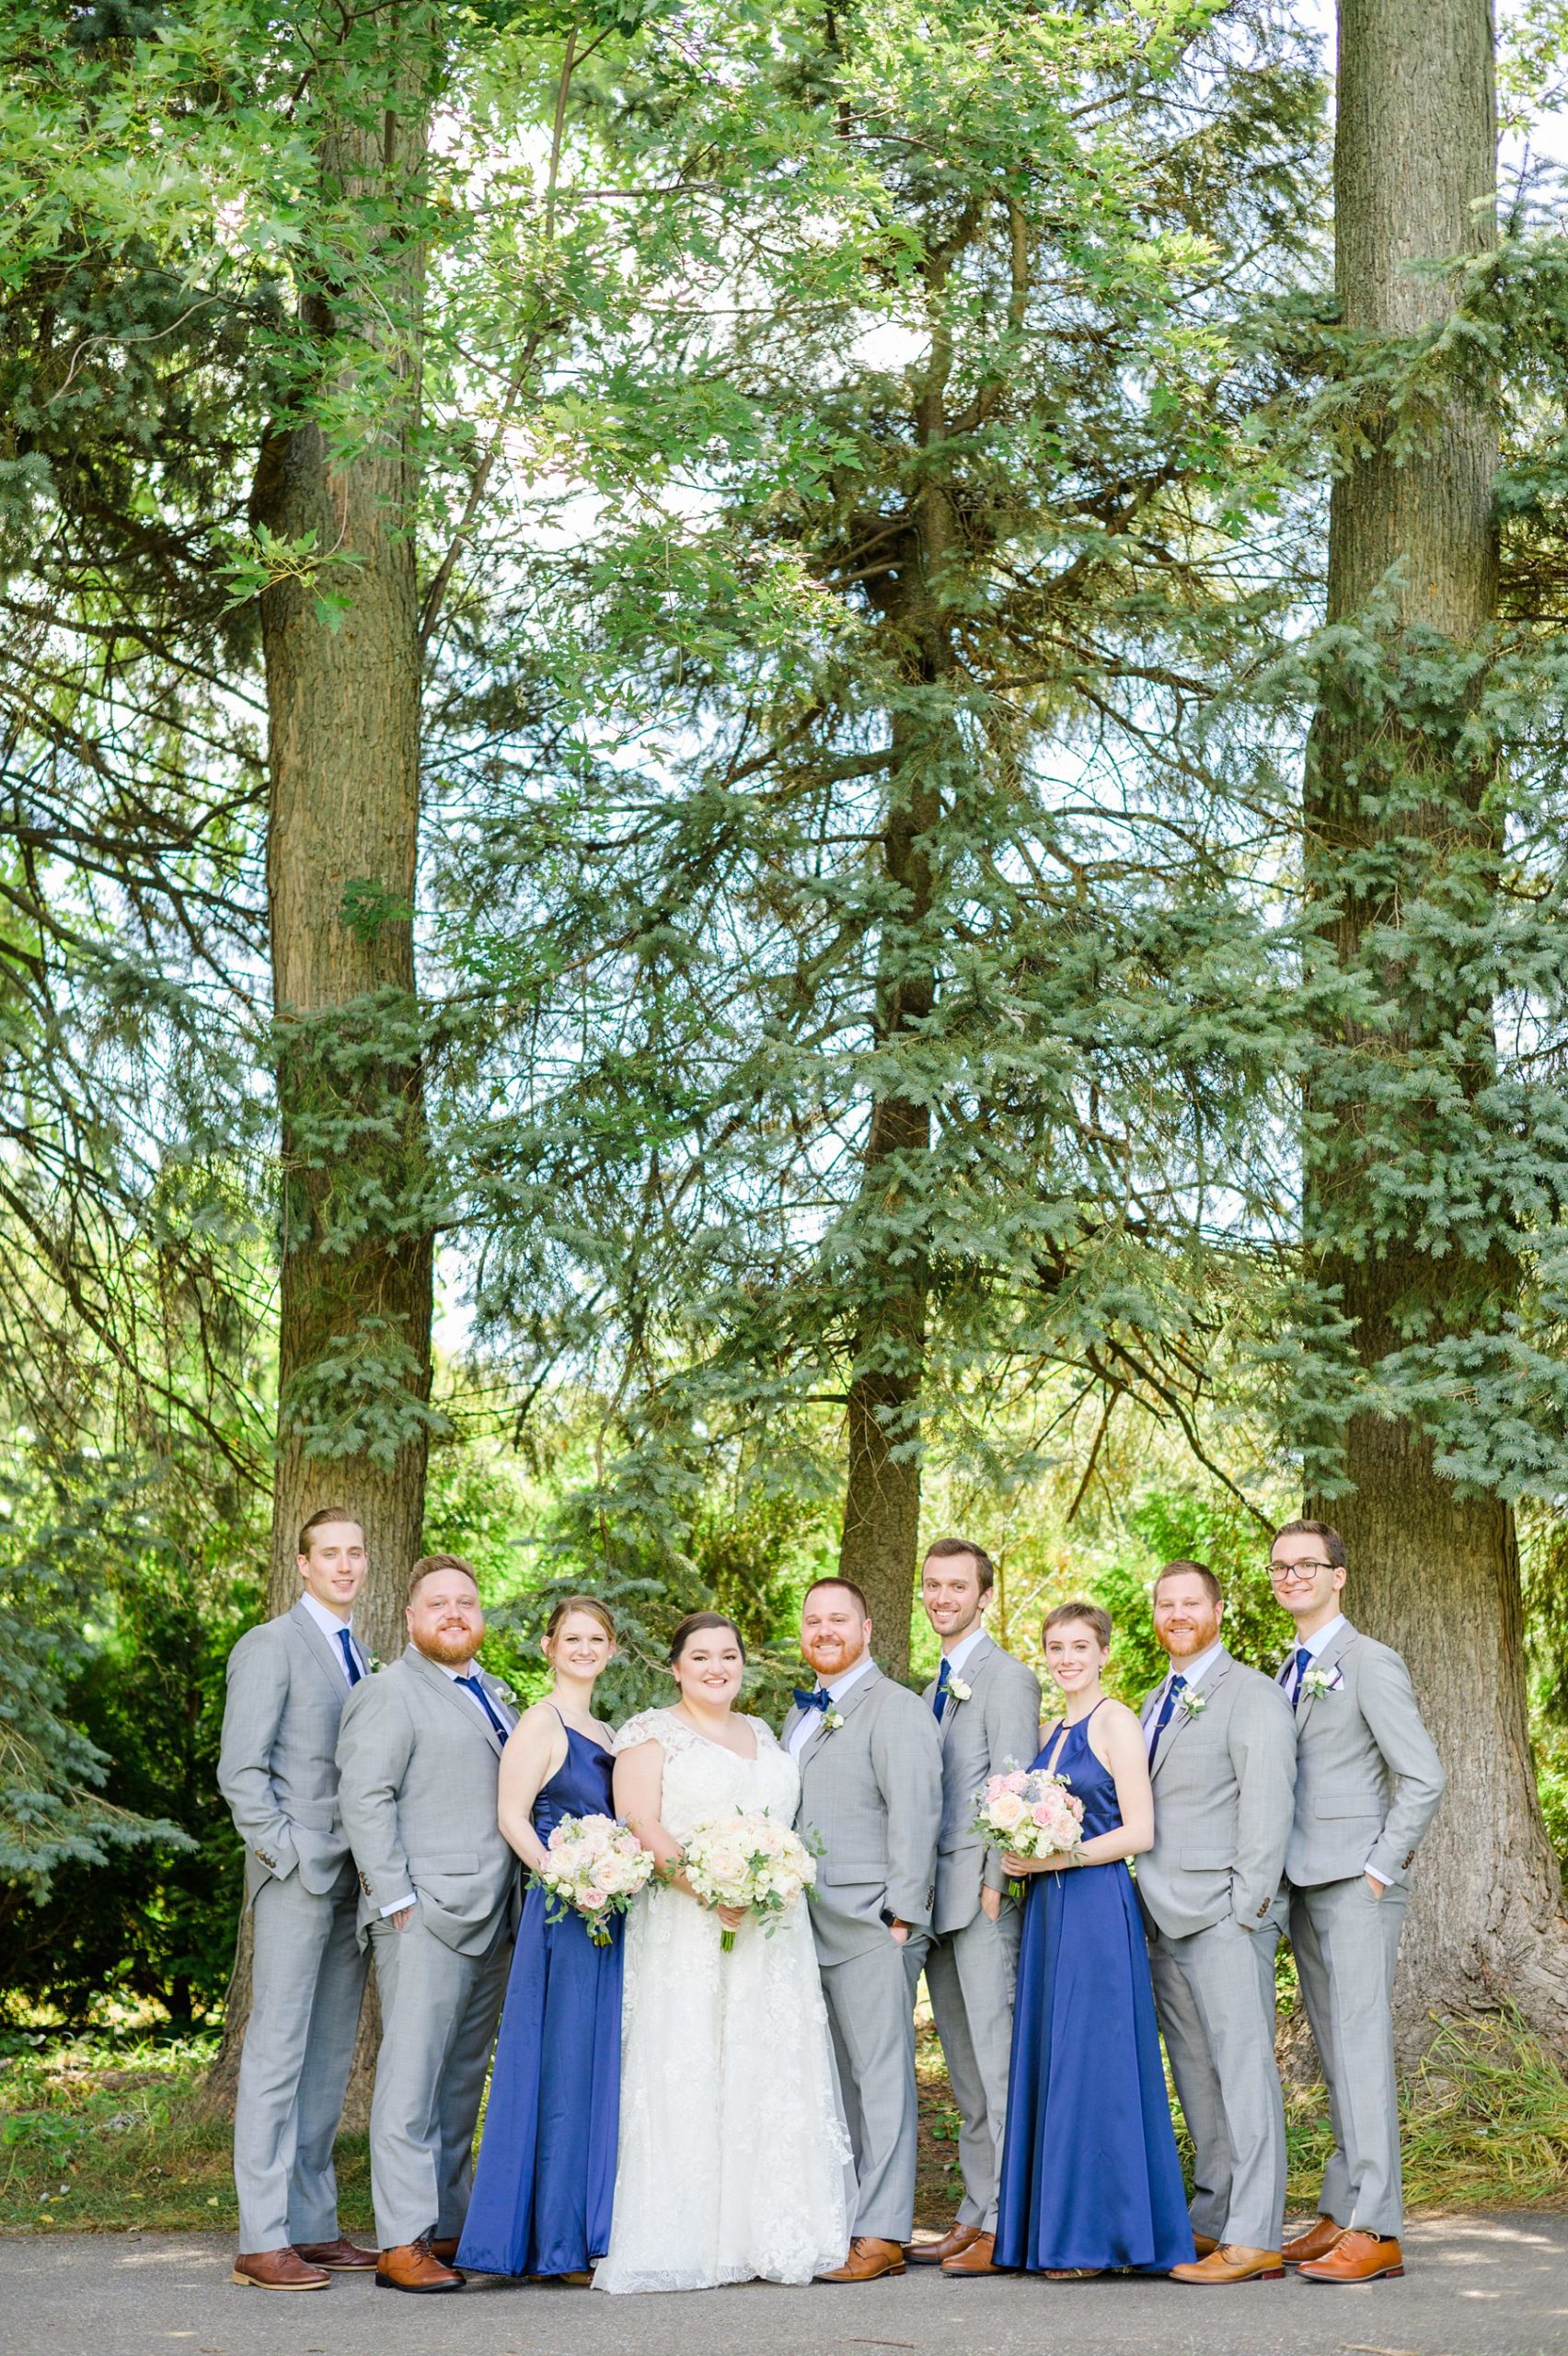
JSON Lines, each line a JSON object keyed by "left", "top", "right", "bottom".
{"left": 1296, "top": 1619, "right": 1357, "bottom": 1735}
{"left": 289, "top": 1600, "right": 351, "bottom": 1701}
{"left": 1152, "top": 1650, "right": 1232, "bottom": 1778}
{"left": 405, "top": 1645, "right": 506, "bottom": 1759}
{"left": 801, "top": 1660, "right": 881, "bottom": 1769}
{"left": 939, "top": 1632, "right": 993, "bottom": 1747}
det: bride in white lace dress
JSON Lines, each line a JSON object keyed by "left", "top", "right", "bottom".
{"left": 594, "top": 1612, "right": 851, "bottom": 2292}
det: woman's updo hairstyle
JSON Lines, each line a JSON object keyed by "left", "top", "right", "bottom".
{"left": 669, "top": 1611, "right": 746, "bottom": 1665}
{"left": 544, "top": 1594, "right": 617, "bottom": 1645}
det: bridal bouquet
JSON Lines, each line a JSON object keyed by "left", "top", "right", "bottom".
{"left": 682, "top": 1808, "right": 817, "bottom": 1951}
{"left": 536, "top": 1813, "right": 656, "bottom": 1946}
{"left": 974, "top": 1768, "right": 1084, "bottom": 1898}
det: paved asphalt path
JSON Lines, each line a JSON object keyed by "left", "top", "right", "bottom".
{"left": 3, "top": 2220, "right": 1566, "bottom": 2356}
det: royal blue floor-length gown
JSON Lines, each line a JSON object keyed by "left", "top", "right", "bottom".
{"left": 457, "top": 1718, "right": 623, "bottom": 2278}
{"left": 994, "top": 1703, "right": 1194, "bottom": 2274}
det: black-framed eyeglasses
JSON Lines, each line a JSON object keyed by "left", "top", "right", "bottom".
{"left": 1267, "top": 1560, "right": 1335, "bottom": 1584}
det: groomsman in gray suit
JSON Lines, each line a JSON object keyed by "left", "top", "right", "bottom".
{"left": 784, "top": 1576, "right": 942, "bottom": 2285}
{"left": 1269, "top": 1519, "right": 1446, "bottom": 2285}
{"left": 903, "top": 1539, "right": 1040, "bottom": 2278}
{"left": 1136, "top": 1561, "right": 1297, "bottom": 2287}
{"left": 218, "top": 1507, "right": 375, "bottom": 2292}
{"left": 336, "top": 1553, "right": 520, "bottom": 2294}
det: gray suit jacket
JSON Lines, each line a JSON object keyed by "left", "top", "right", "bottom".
{"left": 218, "top": 1600, "right": 357, "bottom": 1906}
{"left": 335, "top": 1646, "right": 520, "bottom": 1957}
{"left": 1136, "top": 1647, "right": 1297, "bottom": 1941}
{"left": 785, "top": 1664, "right": 943, "bottom": 1967}
{"left": 920, "top": 1634, "right": 1042, "bottom": 1934}
{"left": 1276, "top": 1620, "right": 1446, "bottom": 1889}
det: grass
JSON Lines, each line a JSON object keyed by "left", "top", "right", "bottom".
{"left": 917, "top": 2005, "right": 1568, "bottom": 2230}
{"left": 5, "top": 2009, "right": 1565, "bottom": 2235}
{"left": 0, "top": 2030, "right": 371, "bottom": 2236}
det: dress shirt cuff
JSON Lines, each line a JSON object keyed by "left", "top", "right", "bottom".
{"left": 379, "top": 1891, "right": 417, "bottom": 1917}
{"left": 1363, "top": 1862, "right": 1389, "bottom": 1887}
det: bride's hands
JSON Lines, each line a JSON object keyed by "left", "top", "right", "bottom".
{"left": 717, "top": 1903, "right": 747, "bottom": 1931}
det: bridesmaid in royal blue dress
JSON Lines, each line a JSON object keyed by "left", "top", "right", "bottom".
{"left": 458, "top": 1597, "right": 624, "bottom": 2282}
{"left": 994, "top": 1600, "right": 1193, "bottom": 2280}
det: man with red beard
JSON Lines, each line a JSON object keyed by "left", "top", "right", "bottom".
{"left": 1136, "top": 1561, "right": 1296, "bottom": 2287}
{"left": 784, "top": 1577, "right": 942, "bottom": 2284}
{"left": 337, "top": 1555, "right": 520, "bottom": 2292}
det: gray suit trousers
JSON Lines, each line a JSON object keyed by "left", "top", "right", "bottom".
{"left": 1290, "top": 1876, "right": 1407, "bottom": 2237}
{"left": 905, "top": 1905, "right": 1020, "bottom": 2230}
{"left": 822, "top": 1936, "right": 919, "bottom": 2242}
{"left": 1148, "top": 1910, "right": 1286, "bottom": 2251}
{"left": 367, "top": 1912, "right": 512, "bottom": 2248}
{"left": 234, "top": 1862, "right": 366, "bottom": 2252}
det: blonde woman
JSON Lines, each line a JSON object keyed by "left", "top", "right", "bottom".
{"left": 458, "top": 1598, "right": 620, "bottom": 2282}
{"left": 992, "top": 1601, "right": 1193, "bottom": 2280}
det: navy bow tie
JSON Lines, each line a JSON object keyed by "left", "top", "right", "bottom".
{"left": 794, "top": 1687, "right": 831, "bottom": 1714}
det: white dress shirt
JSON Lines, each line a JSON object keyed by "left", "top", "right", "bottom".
{"left": 940, "top": 1623, "right": 987, "bottom": 1680}
{"left": 300, "top": 1590, "right": 366, "bottom": 1685}
{"left": 1147, "top": 1635, "right": 1226, "bottom": 1724}
{"left": 787, "top": 1652, "right": 875, "bottom": 1758}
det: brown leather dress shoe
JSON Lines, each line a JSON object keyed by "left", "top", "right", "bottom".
{"left": 231, "top": 2248, "right": 331, "bottom": 2291}
{"left": 816, "top": 2236, "right": 907, "bottom": 2282}
{"left": 1282, "top": 2215, "right": 1344, "bottom": 2267}
{"left": 1170, "top": 2242, "right": 1286, "bottom": 2284}
{"left": 1298, "top": 2229, "right": 1404, "bottom": 2283}
{"left": 375, "top": 2235, "right": 465, "bottom": 2292}
{"left": 906, "top": 2221, "right": 981, "bottom": 2265}
{"left": 294, "top": 2237, "right": 377, "bottom": 2270}
{"left": 942, "top": 2231, "right": 1004, "bottom": 2276}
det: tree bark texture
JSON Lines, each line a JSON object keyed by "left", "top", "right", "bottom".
{"left": 1307, "top": 0, "right": 1568, "bottom": 2054}
{"left": 836, "top": 313, "right": 958, "bottom": 1679}
{"left": 257, "top": 6, "right": 437, "bottom": 1665}
{"left": 208, "top": 0, "right": 438, "bottom": 2114}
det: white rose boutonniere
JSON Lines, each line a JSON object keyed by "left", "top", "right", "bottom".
{"left": 822, "top": 1709, "right": 845, "bottom": 1735}
{"left": 1177, "top": 1689, "right": 1207, "bottom": 1720}
{"left": 947, "top": 1677, "right": 973, "bottom": 1705}
{"left": 1302, "top": 1666, "right": 1338, "bottom": 1701}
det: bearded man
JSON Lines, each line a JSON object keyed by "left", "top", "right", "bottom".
{"left": 336, "top": 1553, "right": 520, "bottom": 2292}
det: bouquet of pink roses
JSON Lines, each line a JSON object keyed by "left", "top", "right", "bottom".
{"left": 973, "top": 1767, "right": 1084, "bottom": 1898}
{"left": 681, "top": 1807, "right": 817, "bottom": 1951}
{"left": 536, "top": 1813, "right": 656, "bottom": 1946}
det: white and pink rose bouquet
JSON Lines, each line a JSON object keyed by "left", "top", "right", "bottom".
{"left": 536, "top": 1813, "right": 656, "bottom": 1946}
{"left": 974, "top": 1767, "right": 1084, "bottom": 1898}
{"left": 681, "top": 1807, "right": 817, "bottom": 1951}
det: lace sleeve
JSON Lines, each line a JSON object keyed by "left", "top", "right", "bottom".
{"left": 747, "top": 1714, "right": 783, "bottom": 1752}
{"left": 611, "top": 1707, "right": 696, "bottom": 1758}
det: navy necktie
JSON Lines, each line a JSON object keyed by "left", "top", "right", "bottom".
{"left": 338, "top": 1627, "right": 363, "bottom": 1688}
{"left": 933, "top": 1657, "right": 952, "bottom": 1722}
{"left": 794, "top": 1687, "right": 830, "bottom": 1715}
{"left": 1291, "top": 1646, "right": 1314, "bottom": 1704}
{"left": 1147, "top": 1673, "right": 1186, "bottom": 1763}
{"left": 457, "top": 1673, "right": 510, "bottom": 1743}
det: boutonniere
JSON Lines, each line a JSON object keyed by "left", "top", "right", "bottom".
{"left": 1302, "top": 1665, "right": 1341, "bottom": 1699}
{"left": 367, "top": 1651, "right": 383, "bottom": 1673}
{"left": 947, "top": 1677, "right": 973, "bottom": 1705}
{"left": 821, "top": 1709, "right": 845, "bottom": 1735}
{"left": 1177, "top": 1689, "right": 1207, "bottom": 1719}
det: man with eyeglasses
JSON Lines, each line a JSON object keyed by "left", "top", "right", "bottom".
{"left": 1268, "top": 1519, "right": 1446, "bottom": 2286}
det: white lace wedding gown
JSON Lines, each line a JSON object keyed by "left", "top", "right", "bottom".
{"left": 593, "top": 1708, "right": 852, "bottom": 2292}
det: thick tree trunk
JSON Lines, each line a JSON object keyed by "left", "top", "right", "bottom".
{"left": 837, "top": 756, "right": 934, "bottom": 1678}
{"left": 837, "top": 308, "right": 959, "bottom": 1678}
{"left": 207, "top": 1, "right": 438, "bottom": 2117}
{"left": 1306, "top": 0, "right": 1568, "bottom": 2055}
